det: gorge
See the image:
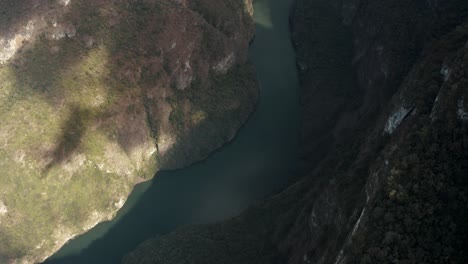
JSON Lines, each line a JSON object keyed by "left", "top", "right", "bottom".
{"left": 0, "top": 0, "right": 467, "bottom": 263}
{"left": 122, "top": 0, "right": 468, "bottom": 263}
{"left": 45, "top": 0, "right": 301, "bottom": 263}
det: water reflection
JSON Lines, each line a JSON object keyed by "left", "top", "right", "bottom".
{"left": 253, "top": 0, "right": 273, "bottom": 28}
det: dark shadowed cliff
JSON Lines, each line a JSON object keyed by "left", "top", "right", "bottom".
{"left": 123, "top": 0, "right": 468, "bottom": 263}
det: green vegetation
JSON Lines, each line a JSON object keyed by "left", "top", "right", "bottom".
{"left": 161, "top": 64, "right": 258, "bottom": 167}
{"left": 347, "top": 24, "right": 468, "bottom": 264}
{"left": 0, "top": 2, "right": 160, "bottom": 260}
{"left": 170, "top": 64, "right": 258, "bottom": 133}
{"left": 0, "top": 0, "right": 257, "bottom": 261}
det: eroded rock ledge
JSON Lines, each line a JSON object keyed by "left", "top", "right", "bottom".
{"left": 0, "top": 0, "right": 257, "bottom": 262}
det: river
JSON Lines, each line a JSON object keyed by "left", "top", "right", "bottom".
{"left": 44, "top": 0, "right": 299, "bottom": 262}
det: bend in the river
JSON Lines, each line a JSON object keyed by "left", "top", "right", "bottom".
{"left": 44, "top": 0, "right": 300, "bottom": 263}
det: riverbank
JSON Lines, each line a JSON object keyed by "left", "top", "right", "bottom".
{"left": 0, "top": 0, "right": 258, "bottom": 263}
{"left": 122, "top": 0, "right": 468, "bottom": 263}
{"left": 44, "top": 0, "right": 301, "bottom": 263}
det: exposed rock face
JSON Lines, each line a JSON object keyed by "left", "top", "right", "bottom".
{"left": 0, "top": 0, "right": 257, "bottom": 262}
{"left": 123, "top": 0, "right": 468, "bottom": 263}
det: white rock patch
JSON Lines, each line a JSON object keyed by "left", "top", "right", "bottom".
{"left": 35, "top": 240, "right": 46, "bottom": 249}
{"left": 213, "top": 52, "right": 235, "bottom": 74}
{"left": 384, "top": 106, "right": 412, "bottom": 134}
{"left": 0, "top": 201, "right": 8, "bottom": 215}
{"left": 114, "top": 197, "right": 126, "bottom": 209}
{"left": 334, "top": 249, "right": 346, "bottom": 264}
{"left": 0, "top": 3, "right": 73, "bottom": 63}
{"left": 175, "top": 73, "right": 193, "bottom": 90}
{"left": 0, "top": 20, "right": 37, "bottom": 64}
{"left": 60, "top": 0, "right": 71, "bottom": 6}
{"left": 243, "top": 0, "right": 254, "bottom": 16}
{"left": 440, "top": 64, "right": 451, "bottom": 82}
{"left": 457, "top": 98, "right": 468, "bottom": 121}
{"left": 62, "top": 154, "right": 87, "bottom": 175}
{"left": 157, "top": 133, "right": 176, "bottom": 155}
{"left": 49, "top": 24, "right": 76, "bottom": 40}
{"left": 430, "top": 93, "right": 441, "bottom": 121}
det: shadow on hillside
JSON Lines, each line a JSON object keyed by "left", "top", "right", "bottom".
{"left": 43, "top": 106, "right": 89, "bottom": 175}
{"left": 41, "top": 0, "right": 296, "bottom": 263}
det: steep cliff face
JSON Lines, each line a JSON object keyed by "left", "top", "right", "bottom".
{"left": 283, "top": 1, "right": 468, "bottom": 263}
{"left": 123, "top": 0, "right": 468, "bottom": 263}
{"left": 0, "top": 0, "right": 256, "bottom": 262}
{"left": 341, "top": 23, "right": 468, "bottom": 264}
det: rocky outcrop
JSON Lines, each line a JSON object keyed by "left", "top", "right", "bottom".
{"left": 123, "top": 0, "right": 468, "bottom": 263}
{"left": 0, "top": 0, "right": 256, "bottom": 262}
{"left": 281, "top": 1, "right": 468, "bottom": 262}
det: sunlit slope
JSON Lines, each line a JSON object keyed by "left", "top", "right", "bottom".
{"left": 0, "top": 0, "right": 257, "bottom": 262}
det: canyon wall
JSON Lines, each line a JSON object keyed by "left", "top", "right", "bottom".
{"left": 0, "top": 0, "right": 256, "bottom": 262}
{"left": 123, "top": 0, "right": 468, "bottom": 263}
